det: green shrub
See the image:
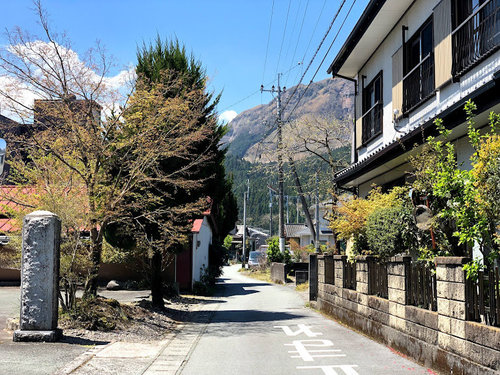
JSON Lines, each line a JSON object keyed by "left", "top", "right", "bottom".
{"left": 365, "top": 205, "right": 417, "bottom": 259}
{"left": 266, "top": 237, "right": 292, "bottom": 265}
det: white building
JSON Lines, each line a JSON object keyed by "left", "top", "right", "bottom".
{"left": 328, "top": 0, "right": 499, "bottom": 196}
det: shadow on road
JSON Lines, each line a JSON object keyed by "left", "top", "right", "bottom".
{"left": 60, "top": 335, "right": 109, "bottom": 346}
{"left": 215, "top": 282, "right": 270, "bottom": 297}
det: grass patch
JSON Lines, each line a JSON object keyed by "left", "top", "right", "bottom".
{"left": 295, "top": 282, "right": 309, "bottom": 292}
{"left": 241, "top": 267, "right": 272, "bottom": 283}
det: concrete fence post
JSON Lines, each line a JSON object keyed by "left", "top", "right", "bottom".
{"left": 14, "top": 211, "right": 62, "bottom": 342}
{"left": 333, "top": 255, "right": 345, "bottom": 288}
{"left": 387, "top": 256, "right": 411, "bottom": 330}
{"left": 355, "top": 255, "right": 372, "bottom": 295}
{"left": 435, "top": 257, "right": 469, "bottom": 347}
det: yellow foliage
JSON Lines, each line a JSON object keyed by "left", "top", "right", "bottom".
{"left": 330, "top": 186, "right": 407, "bottom": 241}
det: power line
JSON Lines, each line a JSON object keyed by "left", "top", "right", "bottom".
{"left": 282, "top": 0, "right": 302, "bottom": 78}
{"left": 262, "top": 0, "right": 275, "bottom": 85}
{"left": 275, "top": 0, "right": 292, "bottom": 78}
{"left": 281, "top": 0, "right": 347, "bottom": 114}
{"left": 293, "top": 0, "right": 327, "bottom": 85}
{"left": 285, "top": 0, "right": 310, "bottom": 88}
{"left": 284, "top": 0, "right": 357, "bottom": 123}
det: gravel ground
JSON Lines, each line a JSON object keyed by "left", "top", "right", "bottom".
{"left": 58, "top": 294, "right": 213, "bottom": 343}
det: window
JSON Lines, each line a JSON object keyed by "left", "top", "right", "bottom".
{"left": 452, "top": 0, "right": 499, "bottom": 77}
{"left": 361, "top": 72, "right": 383, "bottom": 144}
{"left": 403, "top": 18, "right": 435, "bottom": 113}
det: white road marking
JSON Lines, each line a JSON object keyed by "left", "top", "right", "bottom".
{"left": 284, "top": 340, "right": 344, "bottom": 361}
{"left": 296, "top": 365, "right": 360, "bottom": 375}
{"left": 274, "top": 324, "right": 323, "bottom": 337}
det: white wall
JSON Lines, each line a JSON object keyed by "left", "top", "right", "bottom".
{"left": 191, "top": 216, "right": 212, "bottom": 286}
{"left": 354, "top": 0, "right": 500, "bottom": 163}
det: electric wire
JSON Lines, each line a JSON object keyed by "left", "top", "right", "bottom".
{"left": 285, "top": 0, "right": 310, "bottom": 88}
{"left": 292, "top": 0, "right": 327, "bottom": 85}
{"left": 284, "top": 0, "right": 356, "bottom": 123}
{"left": 262, "top": 0, "right": 275, "bottom": 85}
{"left": 282, "top": 0, "right": 302, "bottom": 82}
{"left": 281, "top": 0, "right": 347, "bottom": 114}
{"left": 275, "top": 0, "right": 292, "bottom": 78}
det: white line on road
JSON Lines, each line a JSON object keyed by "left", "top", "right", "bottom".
{"left": 274, "top": 324, "right": 323, "bottom": 337}
{"left": 296, "top": 365, "right": 360, "bottom": 375}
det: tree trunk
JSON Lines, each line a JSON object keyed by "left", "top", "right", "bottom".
{"left": 151, "top": 249, "right": 165, "bottom": 309}
{"left": 289, "top": 156, "right": 316, "bottom": 239}
{"left": 83, "top": 226, "right": 103, "bottom": 299}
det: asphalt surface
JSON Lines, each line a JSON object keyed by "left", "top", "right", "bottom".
{"left": 0, "top": 267, "right": 435, "bottom": 375}
{"left": 0, "top": 287, "right": 152, "bottom": 375}
{"left": 179, "top": 265, "right": 434, "bottom": 375}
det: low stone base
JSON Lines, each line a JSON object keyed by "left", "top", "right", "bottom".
{"left": 13, "top": 328, "right": 62, "bottom": 342}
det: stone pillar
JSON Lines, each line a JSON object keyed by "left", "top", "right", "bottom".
{"left": 355, "top": 255, "right": 372, "bottom": 295}
{"left": 387, "top": 256, "right": 411, "bottom": 330}
{"left": 333, "top": 255, "right": 345, "bottom": 288}
{"left": 435, "top": 257, "right": 469, "bottom": 347}
{"left": 14, "top": 211, "right": 62, "bottom": 342}
{"left": 318, "top": 255, "right": 325, "bottom": 284}
{"left": 309, "top": 254, "right": 318, "bottom": 301}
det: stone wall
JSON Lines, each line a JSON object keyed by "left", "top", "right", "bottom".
{"left": 270, "top": 262, "right": 286, "bottom": 284}
{"left": 315, "top": 255, "right": 500, "bottom": 375}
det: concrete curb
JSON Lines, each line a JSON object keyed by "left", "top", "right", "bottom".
{"left": 54, "top": 344, "right": 108, "bottom": 375}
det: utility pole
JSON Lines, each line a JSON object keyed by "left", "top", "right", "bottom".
{"left": 261, "top": 73, "right": 286, "bottom": 252}
{"left": 315, "top": 172, "right": 320, "bottom": 253}
{"left": 242, "top": 179, "right": 249, "bottom": 268}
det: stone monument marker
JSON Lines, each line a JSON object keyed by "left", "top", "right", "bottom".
{"left": 13, "top": 211, "right": 62, "bottom": 342}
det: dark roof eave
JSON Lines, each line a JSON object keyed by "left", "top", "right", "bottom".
{"left": 334, "top": 75, "right": 500, "bottom": 187}
{"left": 327, "top": 0, "right": 387, "bottom": 75}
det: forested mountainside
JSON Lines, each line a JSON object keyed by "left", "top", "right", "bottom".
{"left": 222, "top": 78, "right": 353, "bottom": 160}
{"left": 224, "top": 146, "right": 350, "bottom": 231}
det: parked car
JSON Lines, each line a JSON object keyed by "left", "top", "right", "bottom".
{"left": 248, "top": 251, "right": 266, "bottom": 267}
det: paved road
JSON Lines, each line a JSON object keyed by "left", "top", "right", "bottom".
{"left": 178, "top": 265, "right": 433, "bottom": 375}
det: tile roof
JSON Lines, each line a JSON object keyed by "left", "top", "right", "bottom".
{"left": 284, "top": 224, "right": 308, "bottom": 238}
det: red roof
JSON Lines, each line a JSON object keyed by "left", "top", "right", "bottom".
{"left": 191, "top": 218, "right": 203, "bottom": 233}
{"left": 0, "top": 186, "right": 36, "bottom": 234}
{"left": 0, "top": 218, "right": 18, "bottom": 233}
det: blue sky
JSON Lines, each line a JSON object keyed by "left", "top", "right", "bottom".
{"left": 2, "top": 0, "right": 369, "bottom": 122}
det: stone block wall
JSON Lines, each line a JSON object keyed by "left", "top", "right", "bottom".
{"left": 315, "top": 255, "right": 500, "bottom": 375}
{"left": 270, "top": 262, "right": 286, "bottom": 284}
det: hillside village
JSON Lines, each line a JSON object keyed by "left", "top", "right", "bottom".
{"left": 0, "top": 1, "right": 499, "bottom": 374}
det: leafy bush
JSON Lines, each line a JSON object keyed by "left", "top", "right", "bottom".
{"left": 365, "top": 205, "right": 417, "bottom": 259}
{"left": 266, "top": 237, "right": 291, "bottom": 265}
{"left": 330, "top": 186, "right": 409, "bottom": 253}
{"left": 410, "top": 101, "right": 500, "bottom": 268}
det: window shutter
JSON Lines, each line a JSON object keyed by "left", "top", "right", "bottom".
{"left": 392, "top": 46, "right": 403, "bottom": 116}
{"left": 434, "top": 0, "right": 452, "bottom": 88}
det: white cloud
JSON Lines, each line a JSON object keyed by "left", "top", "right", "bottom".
{"left": 0, "top": 41, "right": 135, "bottom": 121}
{"left": 219, "top": 110, "right": 238, "bottom": 124}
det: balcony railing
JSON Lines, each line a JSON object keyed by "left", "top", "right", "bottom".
{"left": 452, "top": 0, "right": 499, "bottom": 78}
{"left": 361, "top": 101, "right": 383, "bottom": 144}
{"left": 403, "top": 52, "right": 435, "bottom": 114}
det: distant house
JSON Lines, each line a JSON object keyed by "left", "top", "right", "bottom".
{"left": 328, "top": 0, "right": 500, "bottom": 196}
{"left": 175, "top": 206, "right": 216, "bottom": 291}
{"left": 284, "top": 201, "right": 336, "bottom": 249}
{"left": 230, "top": 225, "right": 268, "bottom": 253}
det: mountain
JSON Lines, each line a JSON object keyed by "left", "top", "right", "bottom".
{"left": 223, "top": 78, "right": 353, "bottom": 160}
